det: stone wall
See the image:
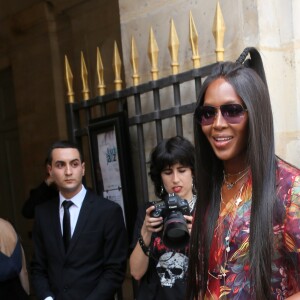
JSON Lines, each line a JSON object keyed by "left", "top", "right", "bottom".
{"left": 118, "top": 0, "right": 300, "bottom": 167}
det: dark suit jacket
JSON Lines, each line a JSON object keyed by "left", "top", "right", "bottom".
{"left": 31, "top": 189, "right": 128, "bottom": 300}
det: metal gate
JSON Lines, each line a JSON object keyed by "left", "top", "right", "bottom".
{"left": 63, "top": 9, "right": 226, "bottom": 242}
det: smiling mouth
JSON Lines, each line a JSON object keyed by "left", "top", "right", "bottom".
{"left": 213, "top": 136, "right": 232, "bottom": 141}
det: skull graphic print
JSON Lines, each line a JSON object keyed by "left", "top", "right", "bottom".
{"left": 156, "top": 252, "right": 189, "bottom": 287}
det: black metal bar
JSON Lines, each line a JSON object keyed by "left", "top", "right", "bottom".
{"left": 194, "top": 76, "right": 202, "bottom": 100}
{"left": 134, "top": 93, "right": 148, "bottom": 203}
{"left": 65, "top": 103, "right": 79, "bottom": 143}
{"left": 85, "top": 106, "right": 91, "bottom": 127}
{"left": 153, "top": 88, "right": 163, "bottom": 143}
{"left": 118, "top": 97, "right": 126, "bottom": 112}
{"left": 173, "top": 82, "right": 183, "bottom": 136}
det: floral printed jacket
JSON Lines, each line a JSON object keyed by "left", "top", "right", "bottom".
{"left": 206, "top": 159, "right": 300, "bottom": 299}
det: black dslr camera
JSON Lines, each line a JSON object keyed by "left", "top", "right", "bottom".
{"left": 150, "top": 193, "right": 190, "bottom": 249}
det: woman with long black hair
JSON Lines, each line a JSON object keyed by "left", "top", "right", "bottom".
{"left": 187, "top": 47, "right": 300, "bottom": 299}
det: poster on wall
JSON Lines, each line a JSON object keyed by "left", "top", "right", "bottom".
{"left": 88, "top": 112, "right": 137, "bottom": 240}
{"left": 96, "top": 127, "right": 125, "bottom": 221}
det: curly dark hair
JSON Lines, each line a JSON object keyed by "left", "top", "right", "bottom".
{"left": 149, "top": 136, "right": 195, "bottom": 199}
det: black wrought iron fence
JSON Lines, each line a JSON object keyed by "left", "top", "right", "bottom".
{"left": 63, "top": 7, "right": 226, "bottom": 242}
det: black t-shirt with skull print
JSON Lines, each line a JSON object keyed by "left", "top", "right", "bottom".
{"left": 130, "top": 203, "right": 194, "bottom": 300}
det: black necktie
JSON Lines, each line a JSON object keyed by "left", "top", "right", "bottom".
{"left": 62, "top": 200, "right": 73, "bottom": 251}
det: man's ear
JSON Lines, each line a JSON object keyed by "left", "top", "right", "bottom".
{"left": 47, "top": 164, "right": 53, "bottom": 176}
{"left": 82, "top": 162, "right": 85, "bottom": 176}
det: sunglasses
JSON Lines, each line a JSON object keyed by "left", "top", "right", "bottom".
{"left": 197, "top": 104, "right": 247, "bottom": 126}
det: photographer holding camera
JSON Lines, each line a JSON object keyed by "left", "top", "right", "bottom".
{"left": 129, "top": 136, "right": 196, "bottom": 300}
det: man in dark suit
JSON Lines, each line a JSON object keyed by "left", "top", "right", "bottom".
{"left": 31, "top": 140, "right": 128, "bottom": 300}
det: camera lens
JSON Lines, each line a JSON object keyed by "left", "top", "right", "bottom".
{"left": 162, "top": 211, "right": 189, "bottom": 249}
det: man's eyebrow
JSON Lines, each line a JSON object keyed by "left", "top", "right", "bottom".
{"left": 70, "top": 158, "right": 80, "bottom": 162}
{"left": 69, "top": 158, "right": 81, "bottom": 164}
{"left": 54, "top": 159, "right": 80, "bottom": 164}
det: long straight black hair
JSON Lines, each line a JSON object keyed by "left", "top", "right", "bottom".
{"left": 187, "top": 48, "right": 277, "bottom": 299}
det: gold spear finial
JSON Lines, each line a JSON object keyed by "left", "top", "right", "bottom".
{"left": 80, "top": 51, "right": 90, "bottom": 100}
{"left": 96, "top": 47, "right": 106, "bottom": 96}
{"left": 168, "top": 19, "right": 180, "bottom": 75}
{"left": 212, "top": 1, "right": 226, "bottom": 62}
{"left": 130, "top": 36, "right": 140, "bottom": 86}
{"left": 148, "top": 27, "right": 159, "bottom": 81}
{"left": 189, "top": 11, "right": 201, "bottom": 68}
{"left": 64, "top": 55, "right": 75, "bottom": 103}
{"left": 113, "top": 41, "right": 122, "bottom": 91}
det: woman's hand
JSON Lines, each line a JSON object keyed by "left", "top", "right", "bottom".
{"left": 184, "top": 214, "right": 193, "bottom": 235}
{"left": 141, "top": 206, "right": 163, "bottom": 238}
{"left": 130, "top": 205, "right": 163, "bottom": 280}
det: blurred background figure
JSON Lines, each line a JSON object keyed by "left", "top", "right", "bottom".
{"left": 22, "top": 158, "right": 58, "bottom": 219}
{"left": 0, "top": 218, "right": 30, "bottom": 299}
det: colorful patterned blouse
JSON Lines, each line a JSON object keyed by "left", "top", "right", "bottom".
{"left": 205, "top": 159, "right": 300, "bottom": 299}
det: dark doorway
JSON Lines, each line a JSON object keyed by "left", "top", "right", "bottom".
{"left": 0, "top": 67, "right": 24, "bottom": 231}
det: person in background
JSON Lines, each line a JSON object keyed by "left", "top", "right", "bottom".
{"left": 130, "top": 136, "right": 196, "bottom": 300}
{"left": 31, "top": 140, "right": 128, "bottom": 300}
{"left": 0, "top": 218, "right": 30, "bottom": 299}
{"left": 187, "top": 47, "right": 300, "bottom": 299}
{"left": 22, "top": 158, "right": 58, "bottom": 219}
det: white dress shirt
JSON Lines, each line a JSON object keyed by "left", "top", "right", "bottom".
{"left": 44, "top": 185, "right": 87, "bottom": 300}
{"left": 59, "top": 185, "right": 87, "bottom": 237}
